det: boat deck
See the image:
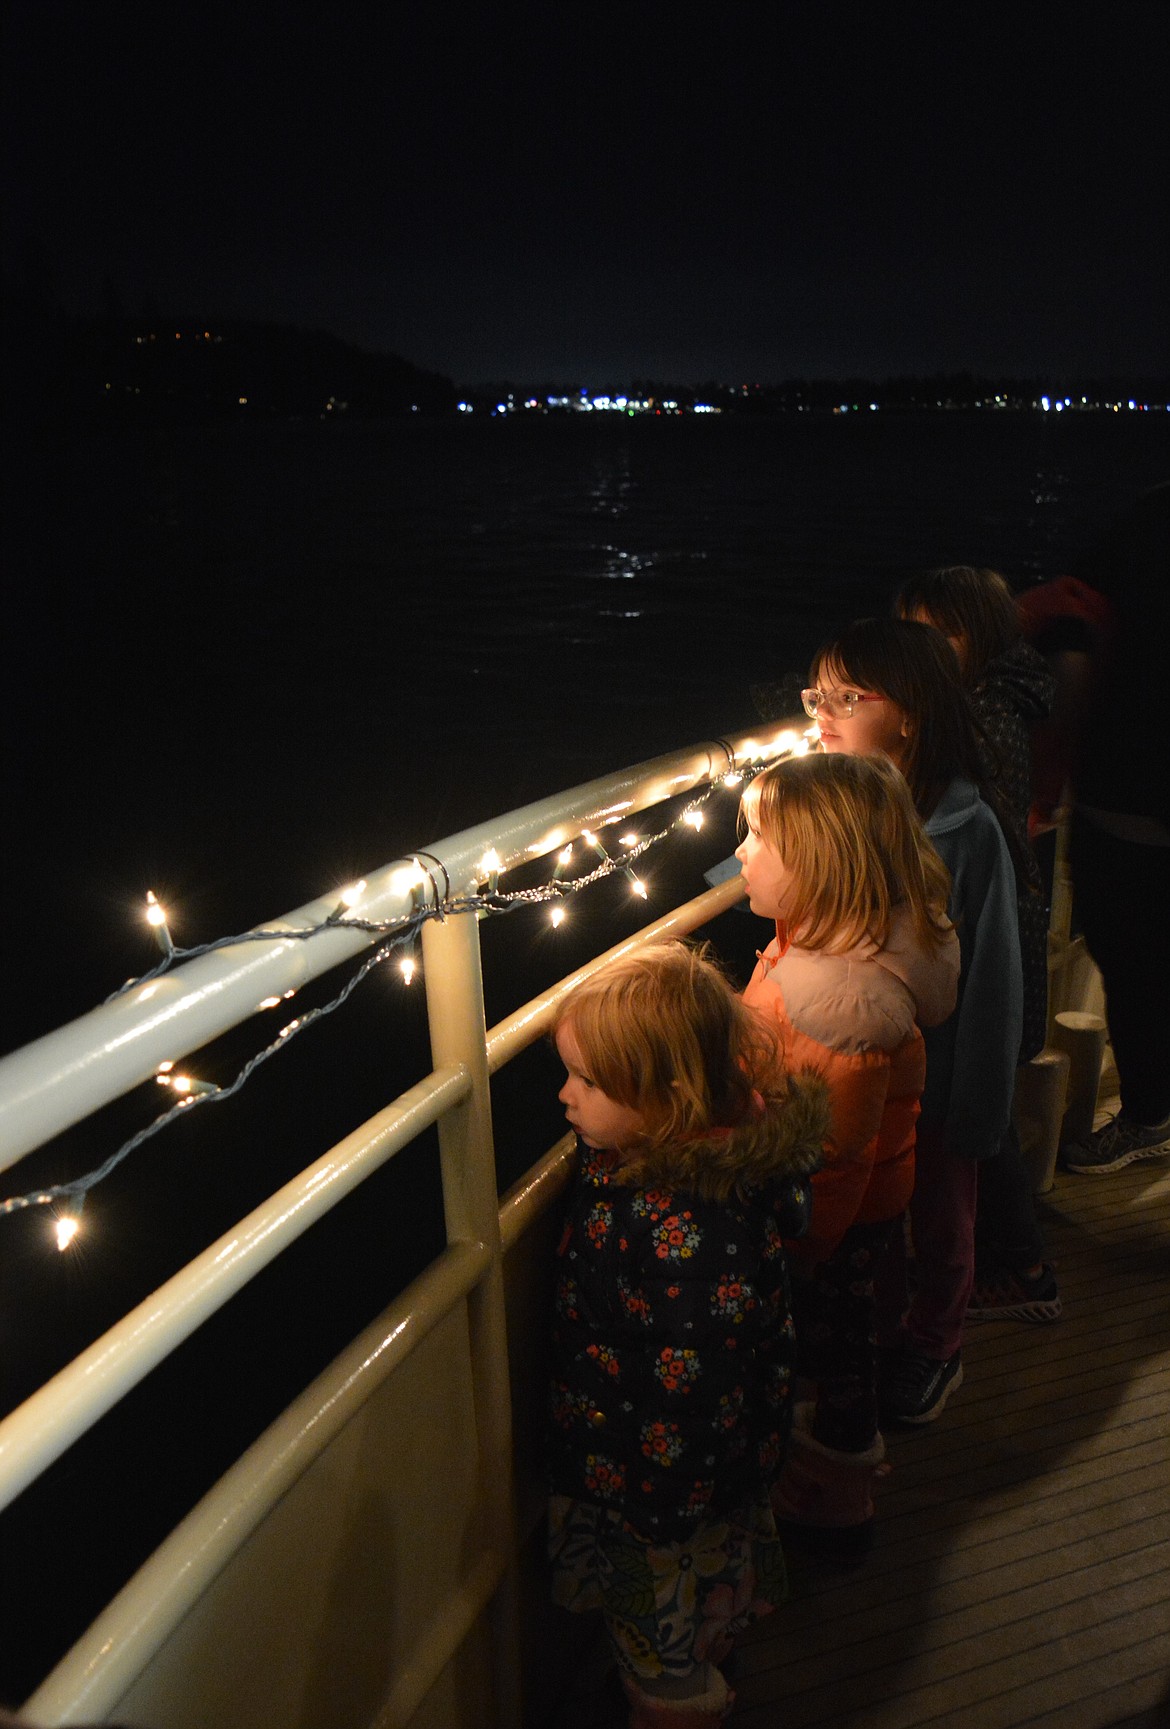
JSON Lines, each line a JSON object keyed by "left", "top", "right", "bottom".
{"left": 552, "top": 1101, "right": 1170, "bottom": 1728}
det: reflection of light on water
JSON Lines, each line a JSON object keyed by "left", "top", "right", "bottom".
{"left": 599, "top": 545, "right": 654, "bottom": 580}
{"left": 589, "top": 455, "right": 633, "bottom": 518}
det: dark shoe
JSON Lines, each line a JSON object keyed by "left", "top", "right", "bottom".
{"left": 967, "top": 1263, "right": 1062, "bottom": 1323}
{"left": 881, "top": 1349, "right": 962, "bottom": 1425}
{"left": 1063, "top": 1111, "right": 1170, "bottom": 1174}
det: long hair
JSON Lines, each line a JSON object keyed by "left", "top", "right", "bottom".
{"left": 553, "top": 941, "right": 783, "bottom": 1153}
{"left": 894, "top": 565, "right": 1020, "bottom": 686}
{"left": 809, "top": 616, "right": 988, "bottom": 821}
{"left": 742, "top": 751, "right": 952, "bottom": 954}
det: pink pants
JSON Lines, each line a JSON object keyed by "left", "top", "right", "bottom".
{"left": 877, "top": 1122, "right": 977, "bottom": 1360}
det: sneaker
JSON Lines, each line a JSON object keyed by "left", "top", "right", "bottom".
{"left": 1063, "top": 1111, "right": 1170, "bottom": 1175}
{"left": 881, "top": 1349, "right": 963, "bottom": 1425}
{"left": 967, "top": 1263, "right": 1062, "bottom": 1323}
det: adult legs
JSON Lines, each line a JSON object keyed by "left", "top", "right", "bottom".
{"left": 1071, "top": 818, "right": 1170, "bottom": 1125}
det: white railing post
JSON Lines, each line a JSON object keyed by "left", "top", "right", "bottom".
{"left": 420, "top": 910, "right": 521, "bottom": 1729}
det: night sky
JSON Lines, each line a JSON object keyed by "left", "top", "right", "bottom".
{"left": 3, "top": 3, "right": 1169, "bottom": 387}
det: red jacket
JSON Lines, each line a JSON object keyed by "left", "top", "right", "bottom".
{"left": 743, "top": 904, "right": 958, "bottom": 1270}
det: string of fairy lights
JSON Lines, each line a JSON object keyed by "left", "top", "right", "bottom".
{"left": 2, "top": 734, "right": 813, "bottom": 1250}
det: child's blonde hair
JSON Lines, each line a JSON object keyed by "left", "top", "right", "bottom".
{"left": 742, "top": 751, "right": 951, "bottom": 953}
{"left": 553, "top": 941, "right": 782, "bottom": 1153}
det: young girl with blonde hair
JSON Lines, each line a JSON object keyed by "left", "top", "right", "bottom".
{"left": 737, "top": 751, "right": 959, "bottom": 1537}
{"left": 548, "top": 941, "right": 827, "bottom": 1728}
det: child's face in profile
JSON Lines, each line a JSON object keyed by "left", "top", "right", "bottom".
{"left": 556, "top": 1020, "right": 646, "bottom": 1152}
{"left": 735, "top": 793, "right": 799, "bottom": 921}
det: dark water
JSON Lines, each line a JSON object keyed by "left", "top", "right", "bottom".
{"left": 7, "top": 411, "right": 1163, "bottom": 1031}
{"left": 1, "top": 410, "right": 1167, "bottom": 1698}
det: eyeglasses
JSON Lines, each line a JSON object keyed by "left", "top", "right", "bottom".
{"left": 801, "top": 687, "right": 886, "bottom": 721}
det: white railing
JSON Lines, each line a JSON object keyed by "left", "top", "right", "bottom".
{"left": 0, "top": 733, "right": 785, "bottom": 1170}
{"left": 0, "top": 724, "right": 796, "bottom": 1729}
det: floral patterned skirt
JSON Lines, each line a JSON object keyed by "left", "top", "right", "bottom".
{"left": 548, "top": 1492, "right": 787, "bottom": 1684}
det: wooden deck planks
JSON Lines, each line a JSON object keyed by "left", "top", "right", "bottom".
{"left": 736, "top": 1156, "right": 1170, "bottom": 1728}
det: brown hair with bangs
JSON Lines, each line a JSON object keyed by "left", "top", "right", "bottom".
{"left": 809, "top": 616, "right": 989, "bottom": 821}
{"left": 553, "top": 941, "right": 785, "bottom": 1154}
{"left": 894, "top": 565, "right": 1020, "bottom": 686}
{"left": 743, "top": 751, "right": 952, "bottom": 954}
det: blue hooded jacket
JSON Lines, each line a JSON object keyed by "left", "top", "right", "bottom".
{"left": 922, "top": 778, "right": 1023, "bottom": 1159}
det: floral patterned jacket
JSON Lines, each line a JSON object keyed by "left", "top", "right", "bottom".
{"left": 548, "top": 1075, "right": 827, "bottom": 1542}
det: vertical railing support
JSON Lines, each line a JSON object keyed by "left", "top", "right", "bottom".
{"left": 1045, "top": 811, "right": 1075, "bottom": 1035}
{"left": 421, "top": 911, "right": 521, "bottom": 1729}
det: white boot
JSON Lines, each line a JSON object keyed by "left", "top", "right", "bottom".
{"left": 771, "top": 1401, "right": 890, "bottom": 1544}
{"left": 622, "top": 1664, "right": 734, "bottom": 1726}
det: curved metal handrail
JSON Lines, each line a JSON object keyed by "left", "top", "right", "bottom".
{"left": 0, "top": 726, "right": 792, "bottom": 1170}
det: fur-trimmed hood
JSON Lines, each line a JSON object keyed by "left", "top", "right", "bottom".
{"left": 599, "top": 1070, "right": 828, "bottom": 1203}
{"left": 756, "top": 902, "right": 960, "bottom": 1053}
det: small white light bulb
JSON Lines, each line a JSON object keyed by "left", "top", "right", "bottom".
{"left": 401, "top": 956, "right": 416, "bottom": 985}
{"left": 550, "top": 906, "right": 566, "bottom": 928}
{"left": 144, "top": 890, "right": 174, "bottom": 954}
{"left": 56, "top": 1215, "right": 81, "bottom": 1252}
{"left": 158, "top": 1070, "right": 219, "bottom": 1098}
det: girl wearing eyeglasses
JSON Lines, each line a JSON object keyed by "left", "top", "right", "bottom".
{"left": 805, "top": 615, "right": 1024, "bottom": 1429}
{"left": 736, "top": 750, "right": 959, "bottom": 1543}
{"left": 893, "top": 567, "right": 1060, "bottom": 1323}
